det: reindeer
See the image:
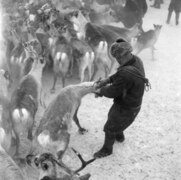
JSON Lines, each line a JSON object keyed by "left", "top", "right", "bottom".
{"left": 48, "top": 24, "right": 73, "bottom": 93}
{"left": 70, "top": 11, "right": 120, "bottom": 78}
{"left": 0, "top": 127, "right": 25, "bottom": 180}
{"left": 0, "top": 70, "right": 15, "bottom": 155}
{"left": 102, "top": 23, "right": 141, "bottom": 42}
{"left": 90, "top": 40, "right": 111, "bottom": 80}
{"left": 0, "top": 95, "right": 14, "bottom": 156}
{"left": 26, "top": 149, "right": 95, "bottom": 180}
{"left": 133, "top": 24, "right": 162, "bottom": 60}
{"left": 8, "top": 39, "right": 43, "bottom": 96}
{"left": 10, "top": 46, "right": 46, "bottom": 159}
{"left": 35, "top": 82, "right": 97, "bottom": 160}
{"left": 71, "top": 38, "right": 95, "bottom": 82}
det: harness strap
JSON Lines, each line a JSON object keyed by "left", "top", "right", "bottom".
{"left": 122, "top": 66, "right": 151, "bottom": 92}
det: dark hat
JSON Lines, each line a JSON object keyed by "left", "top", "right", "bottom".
{"left": 110, "top": 39, "right": 133, "bottom": 58}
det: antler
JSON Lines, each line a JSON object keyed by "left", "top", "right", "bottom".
{"left": 52, "top": 148, "right": 95, "bottom": 176}
{"left": 71, "top": 148, "right": 96, "bottom": 174}
{"left": 22, "top": 41, "right": 39, "bottom": 59}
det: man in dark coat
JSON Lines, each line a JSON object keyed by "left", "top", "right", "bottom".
{"left": 166, "top": 0, "right": 181, "bottom": 25}
{"left": 93, "top": 39, "right": 149, "bottom": 158}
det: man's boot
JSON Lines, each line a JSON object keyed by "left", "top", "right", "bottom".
{"left": 115, "top": 132, "right": 125, "bottom": 143}
{"left": 93, "top": 132, "right": 115, "bottom": 158}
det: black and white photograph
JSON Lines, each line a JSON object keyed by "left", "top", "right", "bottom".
{"left": 0, "top": 0, "right": 180, "bottom": 179}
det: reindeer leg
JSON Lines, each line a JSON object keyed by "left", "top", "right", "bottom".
{"left": 90, "top": 62, "right": 98, "bottom": 81}
{"left": 104, "top": 63, "right": 109, "bottom": 78}
{"left": 27, "top": 117, "right": 34, "bottom": 141}
{"left": 50, "top": 72, "right": 58, "bottom": 93}
{"left": 39, "top": 88, "right": 46, "bottom": 108}
{"left": 42, "top": 90, "right": 47, "bottom": 108}
{"left": 28, "top": 129, "right": 33, "bottom": 141}
{"left": 62, "top": 75, "right": 66, "bottom": 88}
{"left": 87, "top": 64, "right": 93, "bottom": 82}
{"left": 57, "top": 132, "right": 70, "bottom": 160}
{"left": 73, "top": 105, "right": 88, "bottom": 134}
{"left": 79, "top": 67, "right": 85, "bottom": 82}
{"left": 14, "top": 132, "right": 20, "bottom": 157}
{"left": 68, "top": 56, "right": 74, "bottom": 77}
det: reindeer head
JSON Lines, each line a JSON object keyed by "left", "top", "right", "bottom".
{"left": 70, "top": 10, "right": 88, "bottom": 40}
{"left": 23, "top": 39, "right": 46, "bottom": 70}
{"left": 26, "top": 149, "right": 94, "bottom": 180}
{"left": 153, "top": 24, "right": 162, "bottom": 32}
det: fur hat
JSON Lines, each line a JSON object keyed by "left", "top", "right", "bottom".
{"left": 110, "top": 39, "right": 133, "bottom": 59}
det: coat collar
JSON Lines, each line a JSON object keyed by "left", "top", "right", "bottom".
{"left": 118, "top": 55, "right": 136, "bottom": 70}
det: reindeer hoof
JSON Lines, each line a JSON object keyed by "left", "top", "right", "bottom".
{"left": 50, "top": 89, "right": 55, "bottom": 94}
{"left": 79, "top": 128, "right": 88, "bottom": 134}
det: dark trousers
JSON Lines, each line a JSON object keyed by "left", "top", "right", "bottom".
{"left": 167, "top": 9, "right": 180, "bottom": 25}
{"left": 104, "top": 103, "right": 140, "bottom": 135}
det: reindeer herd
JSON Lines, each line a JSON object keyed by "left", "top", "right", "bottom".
{"left": 0, "top": 0, "right": 163, "bottom": 179}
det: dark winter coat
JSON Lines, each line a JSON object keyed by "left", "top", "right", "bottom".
{"left": 169, "top": 0, "right": 181, "bottom": 13}
{"left": 99, "top": 55, "right": 146, "bottom": 134}
{"left": 100, "top": 55, "right": 145, "bottom": 109}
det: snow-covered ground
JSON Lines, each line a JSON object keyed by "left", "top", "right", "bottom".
{"left": 1, "top": 0, "right": 181, "bottom": 180}
{"left": 67, "top": 1, "right": 181, "bottom": 179}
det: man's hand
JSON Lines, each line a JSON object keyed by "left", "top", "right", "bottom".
{"left": 94, "top": 89, "right": 103, "bottom": 98}
{"left": 95, "top": 77, "right": 111, "bottom": 89}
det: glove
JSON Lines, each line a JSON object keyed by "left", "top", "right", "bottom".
{"left": 95, "top": 77, "right": 111, "bottom": 89}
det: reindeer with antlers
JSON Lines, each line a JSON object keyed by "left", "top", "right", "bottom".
{"left": 26, "top": 148, "right": 95, "bottom": 180}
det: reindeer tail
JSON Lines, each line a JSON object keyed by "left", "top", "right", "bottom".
{"left": 12, "top": 108, "right": 29, "bottom": 123}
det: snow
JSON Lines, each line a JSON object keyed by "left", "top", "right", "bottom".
{"left": 70, "top": 1, "right": 181, "bottom": 179}
{"left": 1, "top": 0, "right": 181, "bottom": 179}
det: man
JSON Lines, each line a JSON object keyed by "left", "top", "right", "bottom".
{"left": 166, "top": 0, "right": 181, "bottom": 25}
{"left": 94, "top": 39, "right": 150, "bottom": 158}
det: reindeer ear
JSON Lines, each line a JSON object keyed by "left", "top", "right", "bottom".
{"left": 40, "top": 176, "right": 53, "bottom": 180}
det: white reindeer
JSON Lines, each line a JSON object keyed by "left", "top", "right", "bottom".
{"left": 35, "top": 82, "right": 97, "bottom": 160}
